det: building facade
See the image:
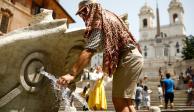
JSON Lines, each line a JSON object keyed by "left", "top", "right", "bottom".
{"left": 0, "top": 0, "right": 75, "bottom": 35}
{"left": 139, "top": 0, "right": 186, "bottom": 77}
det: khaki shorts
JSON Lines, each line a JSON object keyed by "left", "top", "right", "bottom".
{"left": 112, "top": 48, "right": 143, "bottom": 99}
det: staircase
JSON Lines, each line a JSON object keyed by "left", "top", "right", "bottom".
{"left": 105, "top": 81, "right": 115, "bottom": 111}
{"left": 59, "top": 77, "right": 194, "bottom": 111}
{"left": 147, "top": 77, "right": 194, "bottom": 111}
{"left": 104, "top": 77, "right": 194, "bottom": 111}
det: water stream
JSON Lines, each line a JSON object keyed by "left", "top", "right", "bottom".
{"left": 39, "top": 67, "right": 89, "bottom": 111}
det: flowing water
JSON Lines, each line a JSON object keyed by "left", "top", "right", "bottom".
{"left": 39, "top": 67, "right": 89, "bottom": 111}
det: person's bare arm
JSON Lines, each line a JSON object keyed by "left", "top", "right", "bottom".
{"left": 58, "top": 29, "right": 102, "bottom": 85}
{"left": 57, "top": 49, "right": 94, "bottom": 85}
{"left": 162, "top": 83, "right": 165, "bottom": 96}
{"left": 71, "top": 49, "right": 94, "bottom": 77}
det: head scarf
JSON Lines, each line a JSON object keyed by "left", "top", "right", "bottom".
{"left": 77, "top": 3, "right": 140, "bottom": 76}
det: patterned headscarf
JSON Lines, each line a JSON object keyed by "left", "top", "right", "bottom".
{"left": 77, "top": 3, "right": 140, "bottom": 76}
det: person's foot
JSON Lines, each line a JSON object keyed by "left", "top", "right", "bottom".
{"left": 170, "top": 103, "right": 174, "bottom": 109}
{"left": 159, "top": 105, "right": 163, "bottom": 107}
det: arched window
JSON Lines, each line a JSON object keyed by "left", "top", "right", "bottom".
{"left": 143, "top": 19, "right": 148, "bottom": 28}
{"left": 173, "top": 13, "right": 179, "bottom": 23}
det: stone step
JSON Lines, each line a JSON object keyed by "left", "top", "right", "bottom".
{"left": 151, "top": 100, "right": 187, "bottom": 103}
{"left": 150, "top": 94, "right": 188, "bottom": 98}
{"left": 151, "top": 102, "right": 188, "bottom": 105}
{"left": 150, "top": 94, "right": 188, "bottom": 97}
{"left": 70, "top": 80, "right": 192, "bottom": 111}
{"left": 161, "top": 108, "right": 194, "bottom": 112}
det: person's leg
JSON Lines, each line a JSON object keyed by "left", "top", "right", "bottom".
{"left": 159, "top": 96, "right": 163, "bottom": 107}
{"left": 112, "top": 49, "right": 143, "bottom": 112}
{"left": 165, "top": 103, "right": 168, "bottom": 109}
{"left": 125, "top": 98, "right": 136, "bottom": 112}
{"left": 135, "top": 99, "right": 141, "bottom": 110}
{"left": 147, "top": 101, "right": 151, "bottom": 110}
{"left": 112, "top": 97, "right": 130, "bottom": 112}
{"left": 135, "top": 99, "right": 138, "bottom": 110}
{"left": 164, "top": 94, "right": 169, "bottom": 109}
{"left": 170, "top": 93, "right": 174, "bottom": 109}
{"left": 113, "top": 97, "right": 136, "bottom": 112}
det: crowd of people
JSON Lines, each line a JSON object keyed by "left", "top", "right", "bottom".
{"left": 133, "top": 66, "right": 194, "bottom": 110}
{"left": 177, "top": 66, "right": 194, "bottom": 88}
{"left": 134, "top": 72, "right": 176, "bottom": 110}
{"left": 81, "top": 67, "right": 181, "bottom": 111}
{"left": 176, "top": 66, "right": 194, "bottom": 106}
{"left": 185, "top": 66, "right": 194, "bottom": 106}
{"left": 134, "top": 76, "right": 152, "bottom": 110}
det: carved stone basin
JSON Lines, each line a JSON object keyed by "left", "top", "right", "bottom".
{"left": 0, "top": 9, "right": 85, "bottom": 112}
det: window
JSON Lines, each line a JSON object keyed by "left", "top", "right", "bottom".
{"left": 144, "top": 46, "right": 148, "bottom": 58}
{"left": 177, "top": 49, "right": 180, "bottom": 53}
{"left": 0, "top": 8, "right": 13, "bottom": 33}
{"left": 144, "top": 46, "right": 147, "bottom": 50}
{"left": 164, "top": 47, "right": 169, "bottom": 56}
{"left": 164, "top": 33, "right": 167, "bottom": 37}
{"left": 143, "top": 19, "right": 147, "bottom": 28}
{"left": 0, "top": 15, "right": 9, "bottom": 33}
{"left": 52, "top": 11, "right": 56, "bottom": 19}
{"left": 173, "top": 13, "right": 179, "bottom": 23}
{"left": 31, "top": 1, "right": 42, "bottom": 15}
{"left": 176, "top": 42, "right": 180, "bottom": 53}
{"left": 144, "top": 52, "right": 147, "bottom": 57}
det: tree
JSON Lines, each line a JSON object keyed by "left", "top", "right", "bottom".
{"left": 182, "top": 35, "right": 194, "bottom": 60}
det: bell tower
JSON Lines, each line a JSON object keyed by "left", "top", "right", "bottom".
{"left": 168, "top": 0, "right": 184, "bottom": 24}
{"left": 139, "top": 2, "right": 154, "bottom": 30}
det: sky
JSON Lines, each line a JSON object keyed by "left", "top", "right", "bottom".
{"left": 59, "top": 0, "right": 194, "bottom": 41}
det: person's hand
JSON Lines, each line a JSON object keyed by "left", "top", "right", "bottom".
{"left": 57, "top": 74, "right": 75, "bottom": 86}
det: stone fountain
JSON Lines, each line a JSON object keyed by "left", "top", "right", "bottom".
{"left": 0, "top": 9, "right": 85, "bottom": 112}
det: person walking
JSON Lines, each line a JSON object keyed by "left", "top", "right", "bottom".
{"left": 142, "top": 86, "right": 152, "bottom": 110}
{"left": 57, "top": 0, "right": 143, "bottom": 112}
{"left": 157, "top": 85, "right": 163, "bottom": 107}
{"left": 87, "top": 66, "right": 107, "bottom": 110}
{"left": 135, "top": 83, "right": 143, "bottom": 110}
{"left": 162, "top": 73, "right": 175, "bottom": 109}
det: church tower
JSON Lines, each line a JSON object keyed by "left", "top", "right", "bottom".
{"left": 139, "top": 2, "right": 154, "bottom": 30}
{"left": 168, "top": 0, "right": 184, "bottom": 24}
{"left": 138, "top": 0, "right": 186, "bottom": 78}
